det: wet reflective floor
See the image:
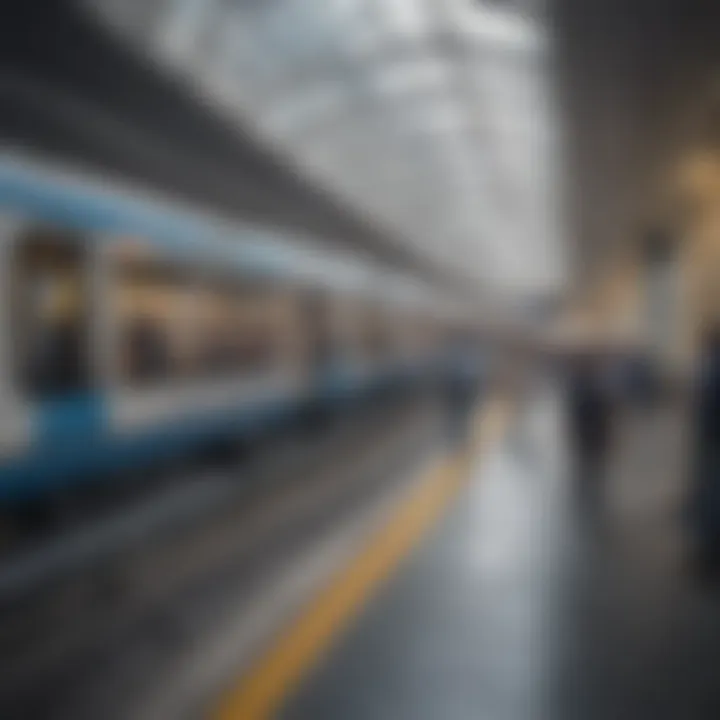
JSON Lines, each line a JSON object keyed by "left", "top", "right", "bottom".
{"left": 281, "top": 383, "right": 720, "bottom": 720}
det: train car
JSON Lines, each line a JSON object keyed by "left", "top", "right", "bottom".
{"left": 0, "top": 155, "right": 461, "bottom": 503}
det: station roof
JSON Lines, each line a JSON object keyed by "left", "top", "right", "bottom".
{"left": 3, "top": 0, "right": 568, "bottom": 308}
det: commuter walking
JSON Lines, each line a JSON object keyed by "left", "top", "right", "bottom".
{"left": 567, "top": 351, "right": 615, "bottom": 504}
{"left": 445, "top": 345, "right": 481, "bottom": 448}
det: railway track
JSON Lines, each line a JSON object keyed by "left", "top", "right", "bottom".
{"left": 0, "top": 391, "right": 449, "bottom": 719}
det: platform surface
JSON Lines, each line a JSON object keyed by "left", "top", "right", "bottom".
{"left": 278, "top": 384, "right": 720, "bottom": 720}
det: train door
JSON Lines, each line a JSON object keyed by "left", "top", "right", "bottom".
{"left": 11, "top": 229, "right": 101, "bottom": 447}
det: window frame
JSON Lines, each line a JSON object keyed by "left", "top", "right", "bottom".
{"left": 10, "top": 225, "right": 95, "bottom": 401}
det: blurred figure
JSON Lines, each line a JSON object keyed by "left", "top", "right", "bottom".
{"left": 567, "top": 351, "right": 615, "bottom": 503}
{"left": 616, "top": 349, "right": 660, "bottom": 408}
{"left": 689, "top": 326, "right": 720, "bottom": 567}
{"left": 445, "top": 342, "right": 481, "bottom": 448}
{"left": 126, "top": 316, "right": 168, "bottom": 383}
{"left": 29, "top": 315, "right": 85, "bottom": 396}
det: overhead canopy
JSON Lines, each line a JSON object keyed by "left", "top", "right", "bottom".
{"left": 84, "top": 0, "right": 569, "bottom": 302}
{"left": 1, "top": 0, "right": 457, "bottom": 291}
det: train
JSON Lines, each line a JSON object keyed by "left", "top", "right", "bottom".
{"left": 0, "top": 154, "right": 480, "bottom": 503}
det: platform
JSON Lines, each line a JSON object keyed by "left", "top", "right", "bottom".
{"left": 218, "top": 382, "right": 720, "bottom": 720}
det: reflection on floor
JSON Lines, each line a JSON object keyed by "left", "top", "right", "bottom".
{"left": 281, "top": 383, "right": 720, "bottom": 720}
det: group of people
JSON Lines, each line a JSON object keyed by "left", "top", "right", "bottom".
{"left": 437, "top": 333, "right": 720, "bottom": 570}
{"left": 563, "top": 336, "right": 720, "bottom": 567}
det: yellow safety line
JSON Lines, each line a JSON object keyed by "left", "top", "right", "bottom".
{"left": 214, "top": 396, "right": 513, "bottom": 720}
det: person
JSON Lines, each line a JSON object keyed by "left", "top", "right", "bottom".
{"left": 127, "top": 316, "right": 168, "bottom": 383}
{"left": 445, "top": 342, "right": 481, "bottom": 447}
{"left": 689, "top": 326, "right": 720, "bottom": 564}
{"left": 626, "top": 352, "right": 657, "bottom": 405}
{"left": 567, "top": 350, "right": 615, "bottom": 502}
{"left": 29, "top": 316, "right": 85, "bottom": 396}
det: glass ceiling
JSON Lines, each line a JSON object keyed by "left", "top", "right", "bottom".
{"left": 93, "top": 0, "right": 568, "bottom": 298}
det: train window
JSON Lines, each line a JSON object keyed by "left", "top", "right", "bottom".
{"left": 301, "top": 290, "right": 334, "bottom": 368}
{"left": 116, "top": 259, "right": 196, "bottom": 385}
{"left": 326, "top": 296, "right": 367, "bottom": 361}
{"left": 117, "top": 256, "right": 297, "bottom": 385}
{"left": 383, "top": 307, "right": 408, "bottom": 359}
{"left": 195, "top": 283, "right": 242, "bottom": 376}
{"left": 11, "top": 229, "right": 91, "bottom": 398}
{"left": 362, "top": 305, "right": 391, "bottom": 360}
{"left": 404, "top": 314, "right": 434, "bottom": 355}
{"left": 201, "top": 283, "right": 289, "bottom": 377}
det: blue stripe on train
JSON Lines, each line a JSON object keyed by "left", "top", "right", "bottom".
{"left": 0, "top": 366, "right": 398, "bottom": 503}
{"left": 35, "top": 394, "right": 105, "bottom": 447}
{"left": 0, "top": 160, "right": 295, "bottom": 278}
{"left": 0, "top": 392, "right": 307, "bottom": 502}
